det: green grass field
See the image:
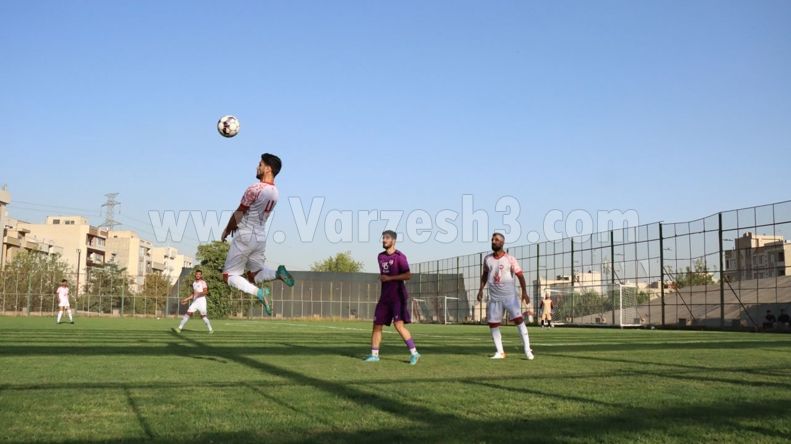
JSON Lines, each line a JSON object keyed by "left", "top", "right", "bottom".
{"left": 1, "top": 318, "right": 790, "bottom": 443}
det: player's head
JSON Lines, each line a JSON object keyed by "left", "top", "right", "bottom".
{"left": 545, "top": 293, "right": 550, "bottom": 299}
{"left": 257, "top": 153, "right": 282, "bottom": 180}
{"left": 491, "top": 232, "right": 505, "bottom": 252}
{"left": 382, "top": 230, "right": 397, "bottom": 249}
{"left": 194, "top": 270, "right": 202, "bottom": 280}
{"left": 60, "top": 279, "right": 68, "bottom": 286}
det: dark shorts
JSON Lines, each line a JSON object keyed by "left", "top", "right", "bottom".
{"left": 373, "top": 296, "right": 411, "bottom": 326}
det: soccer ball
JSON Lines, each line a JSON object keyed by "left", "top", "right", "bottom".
{"left": 217, "top": 115, "right": 240, "bottom": 138}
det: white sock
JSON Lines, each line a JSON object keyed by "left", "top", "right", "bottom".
{"left": 227, "top": 274, "right": 259, "bottom": 296}
{"left": 67, "top": 309, "right": 73, "bottom": 321}
{"left": 57, "top": 311, "right": 63, "bottom": 323}
{"left": 371, "top": 347, "right": 379, "bottom": 357}
{"left": 254, "top": 266, "right": 278, "bottom": 283}
{"left": 490, "top": 327, "right": 504, "bottom": 354}
{"left": 178, "top": 314, "right": 190, "bottom": 330}
{"left": 517, "top": 323, "right": 532, "bottom": 353}
{"left": 202, "top": 316, "right": 213, "bottom": 331}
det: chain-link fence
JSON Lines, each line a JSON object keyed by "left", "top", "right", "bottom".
{"left": 0, "top": 268, "right": 387, "bottom": 320}
{"left": 409, "top": 200, "right": 791, "bottom": 329}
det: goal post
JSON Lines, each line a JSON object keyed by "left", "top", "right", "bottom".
{"left": 537, "top": 283, "right": 648, "bottom": 327}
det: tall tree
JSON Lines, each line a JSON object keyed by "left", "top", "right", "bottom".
{"left": 310, "top": 251, "right": 363, "bottom": 273}
{"left": 83, "top": 263, "right": 133, "bottom": 314}
{"left": 0, "top": 251, "right": 71, "bottom": 312}
{"left": 672, "top": 259, "right": 715, "bottom": 288}
{"left": 193, "top": 241, "right": 243, "bottom": 318}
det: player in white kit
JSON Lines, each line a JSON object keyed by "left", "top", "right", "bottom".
{"left": 477, "top": 233, "right": 534, "bottom": 360}
{"left": 55, "top": 279, "right": 74, "bottom": 324}
{"left": 174, "top": 270, "right": 213, "bottom": 334}
{"left": 221, "top": 153, "right": 294, "bottom": 315}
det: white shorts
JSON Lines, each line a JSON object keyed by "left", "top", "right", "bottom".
{"left": 187, "top": 297, "right": 208, "bottom": 316}
{"left": 58, "top": 296, "right": 70, "bottom": 308}
{"left": 487, "top": 297, "right": 522, "bottom": 324}
{"left": 223, "top": 233, "right": 267, "bottom": 276}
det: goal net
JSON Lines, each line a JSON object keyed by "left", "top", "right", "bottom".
{"left": 536, "top": 284, "right": 646, "bottom": 327}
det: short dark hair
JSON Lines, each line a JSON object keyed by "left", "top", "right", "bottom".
{"left": 60, "top": 279, "right": 67, "bottom": 283}
{"left": 261, "top": 153, "right": 282, "bottom": 177}
{"left": 194, "top": 269, "right": 202, "bottom": 274}
{"left": 492, "top": 232, "right": 505, "bottom": 241}
{"left": 382, "top": 230, "right": 397, "bottom": 240}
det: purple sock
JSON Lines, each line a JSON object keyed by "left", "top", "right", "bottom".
{"left": 405, "top": 338, "right": 416, "bottom": 350}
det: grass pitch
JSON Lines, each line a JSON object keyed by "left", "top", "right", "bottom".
{"left": 0, "top": 317, "right": 790, "bottom": 443}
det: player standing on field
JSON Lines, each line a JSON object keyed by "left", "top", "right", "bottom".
{"left": 364, "top": 230, "right": 421, "bottom": 365}
{"left": 221, "top": 153, "right": 295, "bottom": 315}
{"left": 174, "top": 270, "right": 213, "bottom": 334}
{"left": 55, "top": 279, "right": 74, "bottom": 324}
{"left": 477, "top": 233, "right": 534, "bottom": 360}
{"left": 540, "top": 293, "right": 554, "bottom": 328}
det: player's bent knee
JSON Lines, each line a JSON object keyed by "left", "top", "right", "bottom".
{"left": 222, "top": 272, "right": 229, "bottom": 283}
{"left": 488, "top": 322, "right": 501, "bottom": 328}
{"left": 512, "top": 316, "right": 524, "bottom": 325}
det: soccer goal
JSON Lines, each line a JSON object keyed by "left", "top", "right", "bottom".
{"left": 537, "top": 283, "right": 646, "bottom": 328}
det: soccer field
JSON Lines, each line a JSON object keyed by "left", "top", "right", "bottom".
{"left": 1, "top": 318, "right": 789, "bottom": 443}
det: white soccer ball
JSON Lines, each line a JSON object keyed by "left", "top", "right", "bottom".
{"left": 217, "top": 115, "right": 240, "bottom": 138}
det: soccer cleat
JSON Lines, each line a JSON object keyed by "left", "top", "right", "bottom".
{"left": 208, "top": 330, "right": 214, "bottom": 335}
{"left": 526, "top": 352, "right": 535, "bottom": 360}
{"left": 172, "top": 327, "right": 181, "bottom": 334}
{"left": 70, "top": 321, "right": 74, "bottom": 325}
{"left": 276, "top": 265, "right": 295, "bottom": 287}
{"left": 409, "top": 352, "right": 421, "bottom": 365}
{"left": 363, "top": 355, "right": 380, "bottom": 362}
{"left": 257, "top": 287, "right": 272, "bottom": 316}
{"left": 490, "top": 352, "right": 507, "bottom": 360}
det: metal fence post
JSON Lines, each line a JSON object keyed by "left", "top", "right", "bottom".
{"left": 718, "top": 212, "right": 725, "bottom": 328}
{"left": 659, "top": 223, "right": 665, "bottom": 327}
{"left": 610, "top": 230, "right": 616, "bottom": 325}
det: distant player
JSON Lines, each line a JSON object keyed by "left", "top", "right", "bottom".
{"left": 540, "top": 293, "right": 554, "bottom": 328}
{"left": 221, "top": 153, "right": 295, "bottom": 315}
{"left": 174, "top": 270, "right": 213, "bottom": 334}
{"left": 477, "top": 233, "right": 534, "bottom": 360}
{"left": 55, "top": 279, "right": 74, "bottom": 324}
{"left": 364, "top": 230, "right": 420, "bottom": 365}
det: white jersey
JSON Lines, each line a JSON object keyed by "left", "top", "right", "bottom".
{"left": 56, "top": 286, "right": 70, "bottom": 306}
{"left": 483, "top": 252, "right": 523, "bottom": 301}
{"left": 237, "top": 181, "right": 278, "bottom": 238}
{"left": 192, "top": 280, "right": 208, "bottom": 299}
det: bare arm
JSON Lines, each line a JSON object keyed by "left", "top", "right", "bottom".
{"left": 380, "top": 271, "right": 411, "bottom": 282}
{"left": 517, "top": 272, "right": 528, "bottom": 304}
{"left": 221, "top": 204, "right": 249, "bottom": 241}
{"left": 476, "top": 268, "right": 489, "bottom": 302}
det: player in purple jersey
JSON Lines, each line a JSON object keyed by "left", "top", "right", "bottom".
{"left": 364, "top": 230, "right": 421, "bottom": 365}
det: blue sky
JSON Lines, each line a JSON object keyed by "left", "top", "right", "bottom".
{"left": 1, "top": 0, "right": 790, "bottom": 271}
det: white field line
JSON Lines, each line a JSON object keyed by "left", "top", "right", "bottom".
{"left": 222, "top": 321, "right": 764, "bottom": 346}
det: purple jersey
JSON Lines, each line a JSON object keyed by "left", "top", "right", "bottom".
{"left": 378, "top": 250, "right": 410, "bottom": 301}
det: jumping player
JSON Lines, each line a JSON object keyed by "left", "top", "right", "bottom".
{"left": 174, "top": 270, "right": 213, "bottom": 334}
{"left": 55, "top": 279, "right": 74, "bottom": 324}
{"left": 364, "top": 230, "right": 420, "bottom": 365}
{"left": 477, "top": 233, "right": 534, "bottom": 360}
{"left": 221, "top": 153, "right": 295, "bottom": 315}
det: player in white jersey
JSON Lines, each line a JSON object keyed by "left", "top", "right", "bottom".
{"left": 221, "top": 153, "right": 295, "bottom": 315}
{"left": 174, "top": 270, "right": 213, "bottom": 334}
{"left": 477, "top": 233, "right": 534, "bottom": 360}
{"left": 55, "top": 279, "right": 74, "bottom": 324}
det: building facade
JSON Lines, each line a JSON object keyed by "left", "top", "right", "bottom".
{"left": 724, "top": 232, "right": 791, "bottom": 281}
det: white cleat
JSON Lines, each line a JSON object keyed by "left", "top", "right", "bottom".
{"left": 490, "top": 352, "right": 507, "bottom": 360}
{"left": 526, "top": 352, "right": 535, "bottom": 360}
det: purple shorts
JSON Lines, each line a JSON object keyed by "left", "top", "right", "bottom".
{"left": 373, "top": 296, "right": 411, "bottom": 326}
